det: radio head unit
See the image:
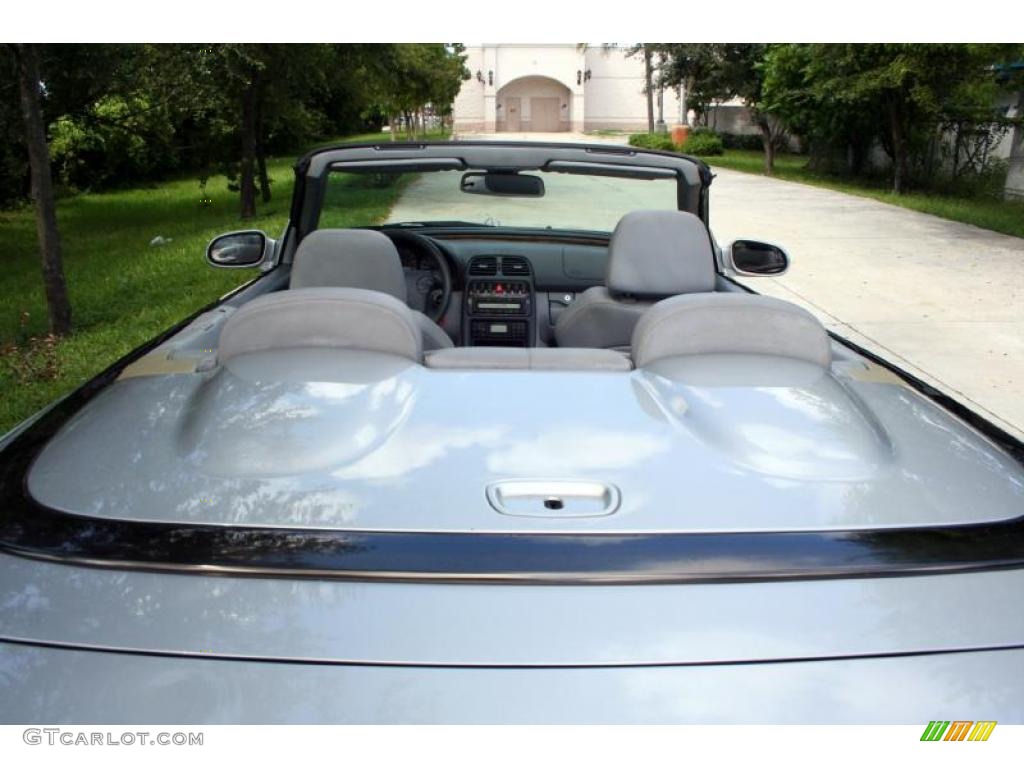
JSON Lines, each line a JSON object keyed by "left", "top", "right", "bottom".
{"left": 464, "top": 277, "right": 534, "bottom": 347}
{"left": 466, "top": 280, "right": 531, "bottom": 317}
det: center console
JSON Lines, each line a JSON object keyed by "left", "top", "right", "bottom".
{"left": 464, "top": 256, "right": 535, "bottom": 347}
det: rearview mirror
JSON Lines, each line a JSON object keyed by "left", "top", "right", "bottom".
{"left": 460, "top": 172, "right": 545, "bottom": 198}
{"left": 206, "top": 230, "right": 271, "bottom": 268}
{"left": 724, "top": 240, "right": 789, "bottom": 276}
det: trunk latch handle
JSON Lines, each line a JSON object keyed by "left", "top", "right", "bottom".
{"left": 486, "top": 480, "right": 620, "bottom": 518}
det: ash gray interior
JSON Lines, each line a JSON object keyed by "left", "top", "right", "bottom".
{"left": 554, "top": 209, "right": 717, "bottom": 349}
{"left": 289, "top": 228, "right": 453, "bottom": 351}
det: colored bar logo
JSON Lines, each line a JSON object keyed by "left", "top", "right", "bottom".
{"left": 920, "top": 721, "right": 996, "bottom": 741}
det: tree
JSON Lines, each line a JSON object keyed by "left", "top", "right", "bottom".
{"left": 719, "top": 44, "right": 786, "bottom": 175}
{"left": 625, "top": 45, "right": 658, "bottom": 133}
{"left": 643, "top": 46, "right": 655, "bottom": 134}
{"left": 786, "top": 44, "right": 1022, "bottom": 193}
{"left": 194, "top": 44, "right": 336, "bottom": 218}
{"left": 371, "top": 44, "right": 468, "bottom": 139}
{"left": 761, "top": 44, "right": 879, "bottom": 177}
{"left": 0, "top": 44, "right": 470, "bottom": 225}
{"left": 657, "top": 44, "right": 726, "bottom": 126}
{"left": 10, "top": 44, "right": 71, "bottom": 336}
{"left": 661, "top": 44, "right": 785, "bottom": 174}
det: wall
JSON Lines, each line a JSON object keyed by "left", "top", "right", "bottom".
{"left": 496, "top": 76, "right": 571, "bottom": 131}
{"left": 582, "top": 47, "right": 682, "bottom": 131}
{"left": 452, "top": 44, "right": 685, "bottom": 133}
{"left": 451, "top": 46, "right": 488, "bottom": 131}
{"left": 698, "top": 102, "right": 758, "bottom": 136}
{"left": 454, "top": 44, "right": 583, "bottom": 132}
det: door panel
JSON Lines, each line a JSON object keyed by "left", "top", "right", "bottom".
{"left": 530, "top": 97, "right": 561, "bottom": 132}
{"left": 505, "top": 97, "right": 521, "bottom": 132}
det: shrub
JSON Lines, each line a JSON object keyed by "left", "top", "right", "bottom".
{"left": 681, "top": 130, "right": 724, "bottom": 156}
{"left": 627, "top": 133, "right": 676, "bottom": 152}
{"left": 49, "top": 95, "right": 178, "bottom": 191}
{"left": 719, "top": 131, "right": 764, "bottom": 151}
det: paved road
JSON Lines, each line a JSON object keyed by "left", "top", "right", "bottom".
{"left": 708, "top": 168, "right": 1024, "bottom": 440}
{"left": 400, "top": 133, "right": 1024, "bottom": 437}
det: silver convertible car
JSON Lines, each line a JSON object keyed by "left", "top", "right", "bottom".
{"left": 2, "top": 141, "right": 1023, "bottom": 723}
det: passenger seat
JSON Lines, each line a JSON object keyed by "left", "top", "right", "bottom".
{"left": 554, "top": 210, "right": 716, "bottom": 350}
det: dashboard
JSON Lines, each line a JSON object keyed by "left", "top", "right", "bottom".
{"left": 393, "top": 239, "right": 448, "bottom": 316}
{"left": 386, "top": 228, "right": 613, "bottom": 348}
{"left": 396, "top": 242, "right": 440, "bottom": 273}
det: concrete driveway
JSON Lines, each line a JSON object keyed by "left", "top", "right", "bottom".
{"left": 454, "top": 130, "right": 626, "bottom": 144}
{"left": 399, "top": 134, "right": 1024, "bottom": 437}
{"left": 708, "top": 168, "right": 1024, "bottom": 439}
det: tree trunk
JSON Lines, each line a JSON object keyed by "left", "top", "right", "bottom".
{"left": 655, "top": 53, "right": 665, "bottom": 132}
{"left": 256, "top": 149, "right": 270, "bottom": 204}
{"left": 759, "top": 118, "right": 775, "bottom": 176}
{"left": 887, "top": 99, "right": 908, "bottom": 195}
{"left": 951, "top": 123, "right": 963, "bottom": 181}
{"left": 14, "top": 43, "right": 72, "bottom": 336}
{"left": 643, "top": 47, "right": 655, "bottom": 134}
{"left": 848, "top": 136, "right": 868, "bottom": 177}
{"left": 254, "top": 94, "right": 271, "bottom": 203}
{"left": 239, "top": 78, "right": 258, "bottom": 219}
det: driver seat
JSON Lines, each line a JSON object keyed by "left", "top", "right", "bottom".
{"left": 290, "top": 229, "right": 453, "bottom": 351}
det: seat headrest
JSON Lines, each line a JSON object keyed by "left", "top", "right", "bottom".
{"left": 632, "top": 293, "right": 832, "bottom": 368}
{"left": 607, "top": 210, "right": 716, "bottom": 297}
{"left": 290, "top": 229, "right": 406, "bottom": 301}
{"left": 219, "top": 287, "right": 422, "bottom": 363}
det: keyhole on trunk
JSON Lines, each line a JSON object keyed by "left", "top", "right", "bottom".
{"left": 544, "top": 497, "right": 564, "bottom": 511}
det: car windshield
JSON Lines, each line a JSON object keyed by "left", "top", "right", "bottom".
{"left": 318, "top": 169, "right": 680, "bottom": 232}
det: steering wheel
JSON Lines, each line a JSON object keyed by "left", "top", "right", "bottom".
{"left": 385, "top": 230, "right": 453, "bottom": 323}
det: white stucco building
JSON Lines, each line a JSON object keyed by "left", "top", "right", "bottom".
{"left": 452, "top": 44, "right": 685, "bottom": 133}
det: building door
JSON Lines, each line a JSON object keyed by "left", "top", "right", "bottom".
{"left": 505, "top": 97, "right": 521, "bottom": 132}
{"left": 530, "top": 97, "right": 561, "bottom": 131}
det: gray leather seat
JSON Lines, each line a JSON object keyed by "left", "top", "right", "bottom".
{"left": 290, "top": 229, "right": 453, "bottom": 351}
{"left": 554, "top": 210, "right": 716, "bottom": 350}
{"left": 631, "top": 293, "right": 832, "bottom": 368}
{"left": 219, "top": 287, "right": 423, "bottom": 363}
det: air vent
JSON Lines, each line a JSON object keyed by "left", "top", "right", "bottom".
{"left": 469, "top": 256, "right": 499, "bottom": 276}
{"left": 501, "top": 257, "right": 531, "bottom": 276}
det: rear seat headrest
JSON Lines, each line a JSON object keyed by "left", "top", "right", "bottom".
{"left": 607, "top": 210, "right": 716, "bottom": 297}
{"left": 218, "top": 287, "right": 422, "bottom": 363}
{"left": 632, "top": 293, "right": 832, "bottom": 368}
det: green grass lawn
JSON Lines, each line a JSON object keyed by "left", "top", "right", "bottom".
{"left": 0, "top": 130, "right": 419, "bottom": 433}
{"left": 706, "top": 149, "right": 1024, "bottom": 240}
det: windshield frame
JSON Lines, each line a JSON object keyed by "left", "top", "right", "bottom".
{"left": 319, "top": 165, "right": 686, "bottom": 235}
{"left": 291, "top": 141, "right": 712, "bottom": 241}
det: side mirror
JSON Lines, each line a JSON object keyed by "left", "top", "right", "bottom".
{"left": 724, "top": 240, "right": 789, "bottom": 277}
{"left": 206, "top": 230, "right": 272, "bottom": 268}
{"left": 460, "top": 171, "right": 545, "bottom": 197}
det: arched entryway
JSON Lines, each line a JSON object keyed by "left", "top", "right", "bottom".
{"left": 496, "top": 76, "right": 571, "bottom": 132}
